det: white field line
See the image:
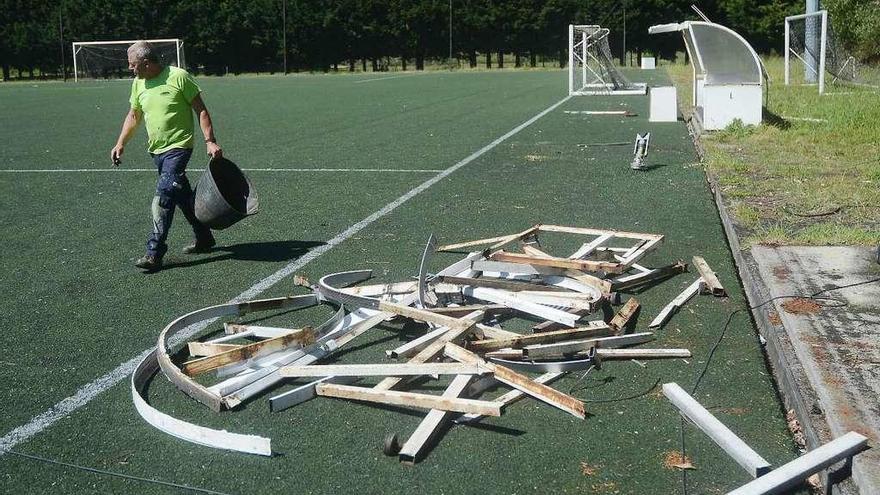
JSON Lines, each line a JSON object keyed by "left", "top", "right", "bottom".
{"left": 0, "top": 94, "right": 571, "bottom": 454}
{"left": 354, "top": 74, "right": 418, "bottom": 84}
{"left": 0, "top": 168, "right": 444, "bottom": 173}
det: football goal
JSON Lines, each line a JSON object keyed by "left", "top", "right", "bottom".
{"left": 784, "top": 10, "right": 866, "bottom": 93}
{"left": 568, "top": 25, "right": 646, "bottom": 96}
{"left": 72, "top": 39, "right": 185, "bottom": 82}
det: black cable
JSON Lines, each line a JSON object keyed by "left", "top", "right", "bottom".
{"left": 2, "top": 449, "right": 232, "bottom": 495}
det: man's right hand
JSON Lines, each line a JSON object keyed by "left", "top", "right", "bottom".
{"left": 110, "top": 144, "right": 124, "bottom": 166}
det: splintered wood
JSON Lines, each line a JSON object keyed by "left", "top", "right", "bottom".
{"left": 147, "top": 223, "right": 722, "bottom": 464}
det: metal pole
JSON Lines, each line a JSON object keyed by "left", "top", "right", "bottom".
{"left": 449, "top": 0, "right": 453, "bottom": 62}
{"left": 72, "top": 43, "right": 78, "bottom": 82}
{"left": 568, "top": 25, "right": 574, "bottom": 95}
{"left": 59, "top": 8, "right": 66, "bottom": 81}
{"left": 805, "top": 0, "right": 819, "bottom": 83}
{"left": 622, "top": 0, "right": 626, "bottom": 66}
{"left": 784, "top": 19, "right": 790, "bottom": 85}
{"left": 282, "top": 0, "right": 288, "bottom": 73}
{"left": 819, "top": 10, "right": 827, "bottom": 94}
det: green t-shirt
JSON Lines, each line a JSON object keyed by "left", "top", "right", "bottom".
{"left": 129, "top": 66, "right": 201, "bottom": 154}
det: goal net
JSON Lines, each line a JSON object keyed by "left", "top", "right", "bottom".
{"left": 72, "top": 39, "right": 185, "bottom": 81}
{"left": 785, "top": 11, "right": 878, "bottom": 93}
{"left": 568, "top": 25, "right": 646, "bottom": 96}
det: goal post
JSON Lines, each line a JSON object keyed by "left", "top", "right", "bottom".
{"left": 72, "top": 39, "right": 185, "bottom": 82}
{"left": 784, "top": 11, "right": 828, "bottom": 93}
{"left": 568, "top": 24, "right": 646, "bottom": 96}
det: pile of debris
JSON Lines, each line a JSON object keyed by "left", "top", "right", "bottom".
{"left": 132, "top": 224, "right": 727, "bottom": 463}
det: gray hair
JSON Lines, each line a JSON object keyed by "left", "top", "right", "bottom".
{"left": 128, "top": 41, "right": 159, "bottom": 63}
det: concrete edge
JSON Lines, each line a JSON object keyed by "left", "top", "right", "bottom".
{"left": 684, "top": 118, "right": 858, "bottom": 495}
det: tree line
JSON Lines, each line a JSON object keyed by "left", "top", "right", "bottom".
{"left": 1, "top": 0, "right": 876, "bottom": 81}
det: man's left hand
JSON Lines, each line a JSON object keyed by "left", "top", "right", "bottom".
{"left": 207, "top": 141, "right": 223, "bottom": 159}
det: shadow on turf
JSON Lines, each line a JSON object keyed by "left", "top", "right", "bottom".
{"left": 160, "top": 240, "right": 326, "bottom": 270}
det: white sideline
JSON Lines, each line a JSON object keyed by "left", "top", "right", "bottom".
{"left": 0, "top": 94, "right": 571, "bottom": 454}
{"left": 0, "top": 168, "right": 444, "bottom": 173}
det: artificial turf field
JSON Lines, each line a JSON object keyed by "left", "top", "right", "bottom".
{"left": 0, "top": 69, "right": 806, "bottom": 494}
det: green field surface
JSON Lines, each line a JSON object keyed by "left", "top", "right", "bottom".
{"left": 0, "top": 70, "right": 804, "bottom": 494}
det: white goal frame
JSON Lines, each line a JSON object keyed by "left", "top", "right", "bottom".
{"left": 568, "top": 25, "right": 647, "bottom": 96}
{"left": 72, "top": 38, "right": 184, "bottom": 82}
{"left": 784, "top": 10, "right": 827, "bottom": 93}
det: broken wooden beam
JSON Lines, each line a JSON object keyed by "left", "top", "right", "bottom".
{"left": 182, "top": 327, "right": 315, "bottom": 376}
{"left": 316, "top": 383, "right": 503, "bottom": 417}
{"left": 609, "top": 297, "right": 640, "bottom": 334}
{"left": 610, "top": 260, "right": 688, "bottom": 292}
{"left": 692, "top": 256, "right": 726, "bottom": 297}
{"left": 522, "top": 332, "right": 654, "bottom": 359}
{"left": 398, "top": 374, "right": 474, "bottom": 464}
{"left": 489, "top": 250, "right": 623, "bottom": 274}
{"left": 444, "top": 343, "right": 585, "bottom": 419}
{"left": 279, "top": 362, "right": 486, "bottom": 378}
{"left": 649, "top": 279, "right": 704, "bottom": 329}
{"left": 468, "top": 325, "right": 613, "bottom": 352}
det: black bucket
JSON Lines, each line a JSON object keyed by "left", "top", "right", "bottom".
{"left": 194, "top": 157, "right": 259, "bottom": 230}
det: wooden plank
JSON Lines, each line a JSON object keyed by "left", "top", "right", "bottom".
{"left": 649, "top": 279, "right": 703, "bottom": 329}
{"left": 469, "top": 325, "right": 613, "bottom": 352}
{"left": 462, "top": 286, "right": 579, "bottom": 327}
{"left": 611, "top": 260, "right": 688, "bottom": 291}
{"left": 279, "top": 362, "right": 485, "bottom": 378}
{"left": 386, "top": 327, "right": 449, "bottom": 359}
{"left": 538, "top": 224, "right": 663, "bottom": 242}
{"left": 475, "top": 324, "right": 522, "bottom": 340}
{"left": 398, "top": 374, "right": 474, "bottom": 464}
{"left": 424, "top": 304, "right": 510, "bottom": 316}
{"left": 609, "top": 298, "right": 640, "bottom": 334}
{"left": 727, "top": 432, "right": 868, "bottom": 495}
{"left": 533, "top": 308, "right": 592, "bottom": 332}
{"left": 486, "top": 225, "right": 541, "bottom": 251}
{"left": 692, "top": 256, "right": 726, "bottom": 296}
{"left": 523, "top": 332, "right": 654, "bottom": 359}
{"left": 437, "top": 225, "right": 540, "bottom": 252}
{"left": 490, "top": 250, "right": 623, "bottom": 274}
{"left": 439, "top": 275, "right": 567, "bottom": 292}
{"left": 187, "top": 342, "right": 243, "bottom": 357}
{"left": 484, "top": 349, "right": 524, "bottom": 359}
{"left": 377, "top": 301, "right": 474, "bottom": 329}
{"left": 548, "top": 272, "right": 611, "bottom": 296}
{"left": 663, "top": 383, "right": 772, "bottom": 478}
{"left": 372, "top": 312, "right": 482, "bottom": 391}
{"left": 596, "top": 348, "right": 691, "bottom": 359}
{"left": 182, "top": 327, "right": 315, "bottom": 376}
{"left": 456, "top": 372, "right": 565, "bottom": 423}
{"left": 444, "top": 343, "right": 585, "bottom": 419}
{"left": 521, "top": 244, "right": 553, "bottom": 258}
{"left": 316, "top": 383, "right": 503, "bottom": 416}
{"left": 569, "top": 234, "right": 613, "bottom": 259}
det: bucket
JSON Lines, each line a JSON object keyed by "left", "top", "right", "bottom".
{"left": 194, "top": 157, "right": 259, "bottom": 230}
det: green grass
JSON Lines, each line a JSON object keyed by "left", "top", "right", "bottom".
{"left": 0, "top": 69, "right": 804, "bottom": 494}
{"left": 664, "top": 56, "right": 880, "bottom": 246}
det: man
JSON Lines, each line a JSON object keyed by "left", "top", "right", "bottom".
{"left": 110, "top": 41, "right": 221, "bottom": 272}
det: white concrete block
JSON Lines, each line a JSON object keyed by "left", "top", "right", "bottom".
{"left": 641, "top": 57, "right": 656, "bottom": 69}
{"left": 649, "top": 86, "right": 678, "bottom": 122}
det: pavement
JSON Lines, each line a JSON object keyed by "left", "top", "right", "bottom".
{"left": 750, "top": 246, "right": 880, "bottom": 495}
{"left": 709, "top": 170, "right": 878, "bottom": 494}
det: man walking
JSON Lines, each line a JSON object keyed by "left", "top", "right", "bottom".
{"left": 110, "top": 41, "right": 220, "bottom": 271}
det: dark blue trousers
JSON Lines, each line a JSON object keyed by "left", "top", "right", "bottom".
{"left": 146, "top": 148, "right": 212, "bottom": 258}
